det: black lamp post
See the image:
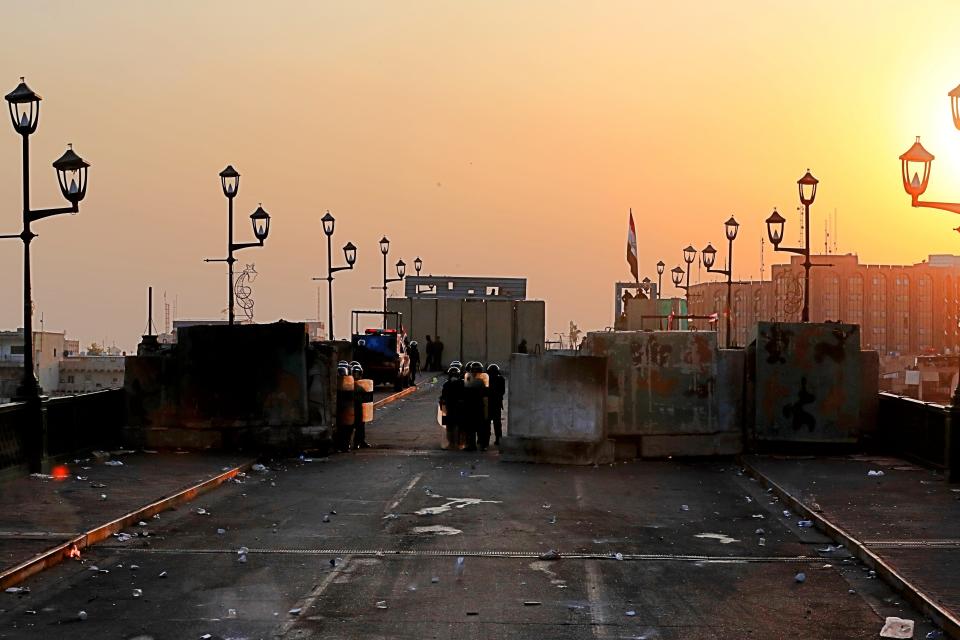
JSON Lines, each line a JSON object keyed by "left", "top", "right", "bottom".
{"left": 2, "top": 78, "right": 90, "bottom": 472}
{"left": 205, "top": 166, "right": 271, "bottom": 325}
{"left": 702, "top": 216, "right": 740, "bottom": 348}
{"left": 765, "top": 170, "right": 821, "bottom": 322}
{"left": 682, "top": 245, "right": 697, "bottom": 309}
{"left": 380, "top": 236, "right": 405, "bottom": 327}
{"left": 656, "top": 261, "right": 665, "bottom": 299}
{"left": 413, "top": 256, "right": 435, "bottom": 295}
{"left": 313, "top": 211, "right": 356, "bottom": 340}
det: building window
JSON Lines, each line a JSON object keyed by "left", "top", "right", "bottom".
{"left": 894, "top": 274, "right": 909, "bottom": 352}
{"left": 918, "top": 274, "right": 933, "bottom": 351}
{"left": 67, "top": 375, "right": 75, "bottom": 383}
{"left": 869, "top": 273, "right": 886, "bottom": 351}
{"left": 848, "top": 275, "right": 863, "bottom": 326}
{"left": 821, "top": 273, "right": 839, "bottom": 322}
{"left": 10, "top": 345, "right": 24, "bottom": 355}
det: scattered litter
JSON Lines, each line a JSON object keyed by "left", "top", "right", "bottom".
{"left": 195, "top": 508, "right": 209, "bottom": 516}
{"left": 158, "top": 571, "right": 167, "bottom": 578}
{"left": 797, "top": 520, "right": 814, "bottom": 528}
{"left": 75, "top": 475, "right": 88, "bottom": 481}
{"left": 755, "top": 528, "right": 765, "bottom": 535}
{"left": 431, "top": 576, "right": 439, "bottom": 584}
{"left": 289, "top": 607, "right": 302, "bottom": 616}
{"left": 252, "top": 463, "right": 268, "bottom": 473}
{"left": 382, "top": 513, "right": 399, "bottom": 520}
{"left": 782, "top": 510, "right": 792, "bottom": 517}
{"left": 524, "top": 601, "right": 542, "bottom": 606}
{"left": 132, "top": 588, "right": 142, "bottom": 598}
{"left": 130, "top": 565, "right": 140, "bottom": 571}
{"left": 548, "top": 515, "right": 557, "bottom": 524}
{"left": 695, "top": 533, "right": 739, "bottom": 544}
{"left": 613, "top": 552, "right": 624, "bottom": 561}
{"left": 538, "top": 549, "right": 561, "bottom": 561}
{"left": 30, "top": 473, "right": 54, "bottom": 480}
{"left": 868, "top": 470, "right": 885, "bottom": 477}
{"left": 77, "top": 610, "right": 87, "bottom": 621}
{"left": 100, "top": 494, "right": 108, "bottom": 501}
{"left": 114, "top": 533, "right": 133, "bottom": 542}
{"left": 744, "top": 496, "right": 753, "bottom": 503}
{"left": 625, "top": 610, "right": 636, "bottom": 616}
{"left": 751, "top": 514, "right": 765, "bottom": 519}
{"left": 90, "top": 482, "right": 106, "bottom": 488}
{"left": 821, "top": 564, "right": 833, "bottom": 569}
{"left": 680, "top": 504, "right": 689, "bottom": 512}
{"left": 411, "top": 525, "right": 462, "bottom": 536}
{"left": 227, "top": 608, "right": 237, "bottom": 618}
{"left": 541, "top": 503, "right": 551, "bottom": 509}
{"left": 879, "top": 616, "right": 914, "bottom": 639}
{"left": 817, "top": 545, "right": 838, "bottom": 553}
{"left": 104, "top": 460, "right": 124, "bottom": 466}
{"left": 217, "top": 528, "right": 226, "bottom": 535}
{"left": 237, "top": 547, "right": 249, "bottom": 564}
{"left": 152, "top": 513, "right": 160, "bottom": 520}
{"left": 375, "top": 601, "right": 388, "bottom": 610}
{"left": 5, "top": 587, "right": 29, "bottom": 594}
{"left": 466, "top": 610, "right": 479, "bottom": 616}
{"left": 758, "top": 538, "right": 766, "bottom": 547}
{"left": 323, "top": 515, "right": 330, "bottom": 523}
{"left": 794, "top": 572, "right": 806, "bottom": 583}
{"left": 407, "top": 585, "right": 417, "bottom": 592}
{"left": 454, "top": 556, "right": 465, "bottom": 578}
{"left": 926, "top": 631, "right": 944, "bottom": 639}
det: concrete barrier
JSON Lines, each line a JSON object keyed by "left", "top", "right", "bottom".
{"left": 582, "top": 330, "right": 742, "bottom": 458}
{"left": 500, "top": 352, "right": 613, "bottom": 464}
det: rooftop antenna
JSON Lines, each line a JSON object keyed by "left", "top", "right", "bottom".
{"left": 144, "top": 286, "right": 157, "bottom": 337}
{"left": 760, "top": 236, "right": 766, "bottom": 281}
{"left": 834, "top": 208, "right": 838, "bottom": 253}
{"left": 824, "top": 218, "right": 829, "bottom": 255}
{"left": 163, "top": 291, "right": 171, "bottom": 334}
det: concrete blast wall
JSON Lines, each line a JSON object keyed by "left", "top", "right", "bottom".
{"left": 387, "top": 298, "right": 545, "bottom": 367}
{"left": 747, "top": 322, "right": 868, "bottom": 444}
{"left": 582, "top": 330, "right": 742, "bottom": 457}
{"left": 501, "top": 353, "right": 612, "bottom": 464}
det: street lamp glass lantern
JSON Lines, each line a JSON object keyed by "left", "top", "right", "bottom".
{"left": 656, "top": 260, "right": 665, "bottom": 275}
{"left": 414, "top": 256, "right": 423, "bottom": 275}
{"left": 950, "top": 83, "right": 960, "bottom": 131}
{"left": 765, "top": 208, "right": 786, "bottom": 246}
{"left": 321, "top": 211, "right": 335, "bottom": 236}
{"left": 899, "top": 137, "right": 934, "bottom": 199}
{"left": 52, "top": 146, "right": 89, "bottom": 204}
{"left": 724, "top": 216, "right": 739, "bottom": 241}
{"left": 671, "top": 266, "right": 684, "bottom": 287}
{"left": 702, "top": 243, "right": 717, "bottom": 269}
{"left": 250, "top": 205, "right": 270, "bottom": 241}
{"left": 379, "top": 236, "right": 390, "bottom": 255}
{"left": 343, "top": 241, "right": 357, "bottom": 266}
{"left": 683, "top": 245, "right": 697, "bottom": 265}
{"left": 219, "top": 165, "right": 240, "bottom": 198}
{"left": 4, "top": 78, "right": 41, "bottom": 135}
{"left": 797, "top": 170, "right": 819, "bottom": 206}
{"left": 396, "top": 259, "right": 406, "bottom": 279}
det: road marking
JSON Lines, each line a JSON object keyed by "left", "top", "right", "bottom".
{"left": 585, "top": 560, "right": 611, "bottom": 638}
{"left": 386, "top": 472, "right": 423, "bottom": 513}
{"left": 275, "top": 555, "right": 352, "bottom": 639}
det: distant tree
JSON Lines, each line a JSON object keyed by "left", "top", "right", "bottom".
{"left": 87, "top": 342, "right": 105, "bottom": 356}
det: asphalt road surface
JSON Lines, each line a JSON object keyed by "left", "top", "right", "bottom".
{"left": 0, "top": 385, "right": 938, "bottom": 639}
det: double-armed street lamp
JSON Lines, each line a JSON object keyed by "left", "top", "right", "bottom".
{"left": 765, "top": 170, "right": 821, "bottom": 322}
{"left": 702, "top": 216, "right": 740, "bottom": 348}
{"left": 656, "top": 260, "right": 665, "bottom": 299}
{"left": 204, "top": 166, "right": 271, "bottom": 325}
{"left": 2, "top": 78, "right": 91, "bottom": 471}
{"left": 313, "top": 211, "right": 357, "bottom": 341}
{"left": 413, "top": 257, "right": 435, "bottom": 295}
{"left": 379, "top": 236, "right": 406, "bottom": 327}
{"left": 898, "top": 84, "right": 960, "bottom": 406}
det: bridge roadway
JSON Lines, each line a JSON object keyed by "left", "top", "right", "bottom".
{"left": 0, "top": 382, "right": 939, "bottom": 639}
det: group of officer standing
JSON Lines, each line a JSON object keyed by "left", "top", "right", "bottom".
{"left": 439, "top": 361, "right": 506, "bottom": 452}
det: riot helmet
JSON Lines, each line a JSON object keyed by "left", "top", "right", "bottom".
{"left": 487, "top": 363, "right": 500, "bottom": 375}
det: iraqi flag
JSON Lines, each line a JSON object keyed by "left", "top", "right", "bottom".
{"left": 626, "top": 209, "right": 639, "bottom": 282}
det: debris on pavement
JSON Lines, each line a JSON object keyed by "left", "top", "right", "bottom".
{"left": 794, "top": 572, "right": 806, "bottom": 583}
{"left": 217, "top": 528, "right": 226, "bottom": 535}
{"left": 868, "top": 470, "right": 885, "bottom": 477}
{"left": 797, "top": 520, "right": 814, "bottom": 528}
{"left": 104, "top": 460, "right": 124, "bottom": 466}
{"left": 613, "top": 552, "right": 624, "bottom": 561}
{"left": 158, "top": 571, "right": 168, "bottom": 578}
{"left": 680, "top": 504, "right": 689, "bottom": 511}
{"left": 99, "top": 494, "right": 108, "bottom": 501}
{"left": 538, "top": 549, "right": 561, "bottom": 561}
{"left": 523, "top": 601, "right": 541, "bottom": 606}
{"left": 5, "top": 587, "right": 29, "bottom": 594}
{"left": 252, "top": 463, "right": 268, "bottom": 473}
{"left": 879, "top": 616, "right": 914, "bottom": 639}
{"left": 77, "top": 610, "right": 88, "bottom": 621}
{"left": 375, "top": 601, "right": 388, "bottom": 610}
{"left": 132, "top": 588, "right": 143, "bottom": 598}
{"left": 454, "top": 556, "right": 465, "bottom": 578}
{"left": 625, "top": 610, "right": 636, "bottom": 616}
{"left": 195, "top": 508, "right": 210, "bottom": 516}
{"left": 114, "top": 532, "right": 133, "bottom": 542}
{"left": 431, "top": 576, "right": 440, "bottom": 583}
{"left": 289, "top": 607, "right": 302, "bottom": 615}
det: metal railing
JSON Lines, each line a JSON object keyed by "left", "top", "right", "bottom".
{"left": 877, "top": 392, "right": 956, "bottom": 480}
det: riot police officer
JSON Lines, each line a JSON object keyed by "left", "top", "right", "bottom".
{"left": 352, "top": 364, "right": 372, "bottom": 449}
{"left": 440, "top": 366, "right": 464, "bottom": 450}
{"left": 486, "top": 363, "right": 506, "bottom": 446}
{"left": 462, "top": 361, "right": 487, "bottom": 451}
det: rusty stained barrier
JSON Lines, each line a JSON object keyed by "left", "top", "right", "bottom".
{"left": 747, "top": 322, "right": 872, "bottom": 445}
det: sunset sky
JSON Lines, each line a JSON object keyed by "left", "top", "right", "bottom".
{"left": 3, "top": 1, "right": 960, "bottom": 351}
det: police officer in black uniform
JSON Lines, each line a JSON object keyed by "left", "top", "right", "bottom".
{"left": 463, "top": 361, "right": 487, "bottom": 451}
{"left": 440, "top": 366, "right": 464, "bottom": 450}
{"left": 486, "top": 363, "right": 506, "bottom": 447}
{"left": 352, "top": 364, "right": 372, "bottom": 449}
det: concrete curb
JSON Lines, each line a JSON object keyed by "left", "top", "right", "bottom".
{"left": 373, "top": 384, "right": 422, "bottom": 409}
{"left": 741, "top": 458, "right": 960, "bottom": 639}
{"left": 0, "top": 459, "right": 255, "bottom": 590}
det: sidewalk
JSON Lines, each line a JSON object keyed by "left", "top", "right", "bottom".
{"left": 0, "top": 451, "right": 251, "bottom": 585}
{"left": 745, "top": 453, "right": 960, "bottom": 636}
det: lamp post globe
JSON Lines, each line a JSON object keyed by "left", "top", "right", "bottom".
{"left": 683, "top": 245, "right": 697, "bottom": 265}
{"left": 321, "top": 211, "right": 335, "bottom": 237}
{"left": 396, "top": 259, "right": 406, "bottom": 279}
{"left": 656, "top": 261, "right": 665, "bottom": 276}
{"left": 380, "top": 236, "right": 390, "bottom": 255}
{"left": 798, "top": 170, "right": 819, "bottom": 206}
{"left": 765, "top": 208, "right": 786, "bottom": 246}
{"left": 219, "top": 165, "right": 240, "bottom": 198}
{"left": 671, "top": 266, "right": 684, "bottom": 287}
{"left": 414, "top": 256, "right": 423, "bottom": 275}
{"left": 724, "top": 215, "right": 739, "bottom": 241}
{"left": 702, "top": 243, "right": 717, "bottom": 269}
{"left": 4, "top": 78, "right": 40, "bottom": 135}
{"left": 52, "top": 145, "right": 89, "bottom": 204}
{"left": 899, "top": 137, "right": 934, "bottom": 203}
{"left": 343, "top": 241, "right": 357, "bottom": 266}
{"left": 250, "top": 205, "right": 270, "bottom": 241}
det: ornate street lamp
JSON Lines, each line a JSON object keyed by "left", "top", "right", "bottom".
{"left": 656, "top": 260, "right": 665, "bottom": 299}
{"left": 204, "top": 166, "right": 271, "bottom": 325}
{"left": 681, "top": 245, "right": 697, "bottom": 308}
{"left": 899, "top": 85, "right": 960, "bottom": 411}
{"left": 2, "top": 78, "right": 91, "bottom": 472}
{"left": 413, "top": 256, "right": 435, "bottom": 295}
{"left": 765, "top": 170, "right": 823, "bottom": 322}
{"left": 380, "top": 236, "right": 406, "bottom": 327}
{"left": 312, "top": 211, "right": 357, "bottom": 340}
{"left": 702, "top": 216, "right": 739, "bottom": 348}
